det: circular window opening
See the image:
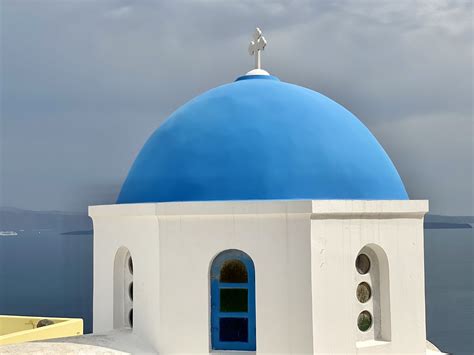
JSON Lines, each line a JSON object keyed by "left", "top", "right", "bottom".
{"left": 128, "top": 257, "right": 133, "bottom": 275}
{"left": 37, "top": 319, "right": 54, "bottom": 328}
{"left": 355, "top": 254, "right": 371, "bottom": 274}
{"left": 129, "top": 282, "right": 133, "bottom": 301}
{"left": 128, "top": 309, "right": 133, "bottom": 328}
{"left": 356, "top": 282, "right": 372, "bottom": 303}
{"left": 357, "top": 311, "right": 372, "bottom": 332}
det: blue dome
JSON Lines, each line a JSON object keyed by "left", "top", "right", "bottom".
{"left": 117, "top": 75, "right": 408, "bottom": 204}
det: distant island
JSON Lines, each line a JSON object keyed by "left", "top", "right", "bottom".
{"left": 424, "top": 214, "right": 473, "bottom": 229}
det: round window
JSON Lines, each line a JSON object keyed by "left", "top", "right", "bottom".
{"left": 128, "top": 257, "right": 133, "bottom": 275}
{"left": 357, "top": 311, "right": 372, "bottom": 332}
{"left": 355, "top": 254, "right": 370, "bottom": 274}
{"left": 356, "top": 282, "right": 371, "bottom": 303}
{"left": 128, "top": 309, "right": 133, "bottom": 328}
{"left": 129, "top": 282, "right": 133, "bottom": 301}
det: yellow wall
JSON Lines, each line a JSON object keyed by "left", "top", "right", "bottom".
{"left": 0, "top": 315, "right": 83, "bottom": 345}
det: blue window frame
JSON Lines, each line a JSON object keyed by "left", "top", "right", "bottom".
{"left": 211, "top": 250, "right": 256, "bottom": 351}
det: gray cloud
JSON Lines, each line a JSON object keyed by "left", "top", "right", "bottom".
{"left": 1, "top": 0, "right": 472, "bottom": 214}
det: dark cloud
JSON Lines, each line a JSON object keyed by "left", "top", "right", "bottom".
{"left": 1, "top": 0, "right": 472, "bottom": 214}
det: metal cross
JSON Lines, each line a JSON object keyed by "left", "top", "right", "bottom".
{"left": 248, "top": 27, "right": 267, "bottom": 70}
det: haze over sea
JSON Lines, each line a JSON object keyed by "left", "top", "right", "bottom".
{"left": 0, "top": 208, "right": 472, "bottom": 354}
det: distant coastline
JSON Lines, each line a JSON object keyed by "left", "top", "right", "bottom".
{"left": 1, "top": 207, "right": 472, "bottom": 236}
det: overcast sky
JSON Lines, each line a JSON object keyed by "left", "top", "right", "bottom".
{"left": 1, "top": 0, "right": 472, "bottom": 215}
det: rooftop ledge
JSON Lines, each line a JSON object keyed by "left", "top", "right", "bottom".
{"left": 89, "top": 200, "right": 428, "bottom": 218}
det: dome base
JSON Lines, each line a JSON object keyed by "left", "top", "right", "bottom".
{"left": 245, "top": 68, "right": 270, "bottom": 76}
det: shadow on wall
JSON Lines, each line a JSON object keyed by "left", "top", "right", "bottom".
{"left": 113, "top": 247, "right": 134, "bottom": 330}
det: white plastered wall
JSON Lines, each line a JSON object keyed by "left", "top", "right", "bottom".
{"left": 90, "top": 199, "right": 429, "bottom": 355}
{"left": 154, "top": 201, "right": 314, "bottom": 354}
{"left": 90, "top": 204, "right": 161, "bottom": 349}
{"left": 310, "top": 200, "right": 428, "bottom": 354}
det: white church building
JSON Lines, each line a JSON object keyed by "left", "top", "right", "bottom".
{"left": 89, "top": 29, "right": 442, "bottom": 354}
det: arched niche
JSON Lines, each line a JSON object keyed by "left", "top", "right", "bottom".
{"left": 113, "top": 246, "right": 134, "bottom": 329}
{"left": 356, "top": 244, "right": 391, "bottom": 342}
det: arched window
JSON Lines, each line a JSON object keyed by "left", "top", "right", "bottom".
{"left": 355, "top": 244, "right": 391, "bottom": 342}
{"left": 113, "top": 247, "right": 134, "bottom": 329}
{"left": 210, "top": 250, "right": 256, "bottom": 351}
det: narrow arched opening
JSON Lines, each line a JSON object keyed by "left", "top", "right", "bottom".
{"left": 113, "top": 246, "right": 134, "bottom": 329}
{"left": 355, "top": 244, "right": 391, "bottom": 342}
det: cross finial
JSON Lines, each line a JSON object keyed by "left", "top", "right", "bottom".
{"left": 248, "top": 27, "right": 267, "bottom": 70}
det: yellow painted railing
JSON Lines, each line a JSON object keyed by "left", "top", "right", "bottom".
{"left": 0, "top": 315, "right": 83, "bottom": 345}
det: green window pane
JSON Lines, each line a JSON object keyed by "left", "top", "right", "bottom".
{"left": 220, "top": 289, "right": 248, "bottom": 312}
{"left": 357, "top": 311, "right": 372, "bottom": 332}
{"left": 355, "top": 254, "right": 371, "bottom": 275}
{"left": 356, "top": 282, "right": 371, "bottom": 303}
